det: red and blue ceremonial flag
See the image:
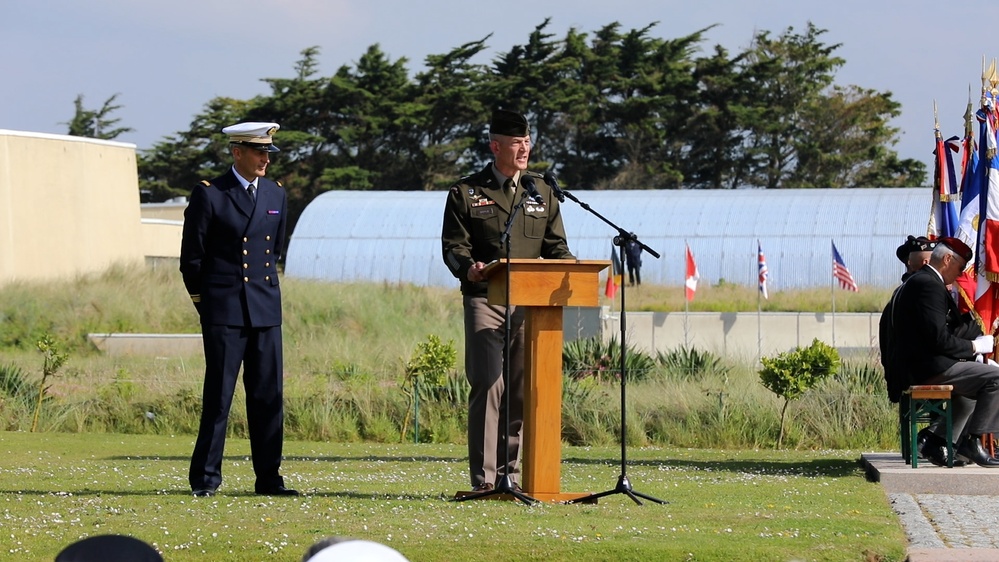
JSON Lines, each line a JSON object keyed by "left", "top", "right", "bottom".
{"left": 928, "top": 106, "right": 961, "bottom": 239}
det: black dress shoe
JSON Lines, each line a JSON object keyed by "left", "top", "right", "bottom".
{"left": 916, "top": 428, "right": 936, "bottom": 453}
{"left": 254, "top": 485, "right": 299, "bottom": 496}
{"left": 192, "top": 488, "right": 216, "bottom": 497}
{"left": 957, "top": 435, "right": 999, "bottom": 467}
{"left": 918, "top": 430, "right": 967, "bottom": 467}
{"left": 921, "top": 444, "right": 967, "bottom": 467}
{"left": 471, "top": 482, "right": 493, "bottom": 492}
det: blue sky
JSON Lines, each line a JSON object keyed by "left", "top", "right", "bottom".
{"left": 4, "top": 1, "right": 997, "bottom": 178}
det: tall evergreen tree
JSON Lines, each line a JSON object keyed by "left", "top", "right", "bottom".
{"left": 135, "top": 19, "right": 928, "bottom": 231}
{"left": 412, "top": 38, "right": 492, "bottom": 189}
{"left": 738, "top": 23, "right": 844, "bottom": 189}
{"left": 64, "top": 93, "right": 133, "bottom": 140}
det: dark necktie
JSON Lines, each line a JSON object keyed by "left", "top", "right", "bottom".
{"left": 248, "top": 183, "right": 256, "bottom": 202}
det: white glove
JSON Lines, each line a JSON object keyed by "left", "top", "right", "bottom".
{"left": 973, "top": 335, "right": 995, "bottom": 355}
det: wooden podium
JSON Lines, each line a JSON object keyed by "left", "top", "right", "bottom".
{"left": 483, "top": 258, "right": 609, "bottom": 503}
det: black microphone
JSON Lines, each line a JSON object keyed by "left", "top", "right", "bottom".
{"left": 543, "top": 170, "right": 565, "bottom": 203}
{"left": 521, "top": 175, "right": 544, "bottom": 205}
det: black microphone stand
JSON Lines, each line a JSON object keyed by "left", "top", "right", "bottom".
{"left": 454, "top": 189, "right": 537, "bottom": 506}
{"left": 551, "top": 176, "right": 665, "bottom": 506}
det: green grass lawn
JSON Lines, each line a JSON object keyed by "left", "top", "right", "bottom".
{"left": 0, "top": 432, "right": 905, "bottom": 561}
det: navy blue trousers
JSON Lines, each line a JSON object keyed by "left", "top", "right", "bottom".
{"left": 189, "top": 324, "right": 284, "bottom": 491}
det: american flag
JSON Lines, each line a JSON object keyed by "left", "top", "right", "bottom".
{"left": 757, "top": 240, "right": 769, "bottom": 300}
{"left": 832, "top": 241, "right": 859, "bottom": 292}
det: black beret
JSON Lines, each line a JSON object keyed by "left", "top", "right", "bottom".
{"left": 56, "top": 534, "right": 163, "bottom": 562}
{"left": 895, "top": 235, "right": 937, "bottom": 263}
{"left": 490, "top": 109, "right": 529, "bottom": 137}
{"left": 938, "top": 236, "right": 974, "bottom": 262}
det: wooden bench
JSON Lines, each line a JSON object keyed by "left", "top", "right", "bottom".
{"left": 899, "top": 385, "right": 954, "bottom": 468}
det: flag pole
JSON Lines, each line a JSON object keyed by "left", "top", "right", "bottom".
{"left": 756, "top": 282, "right": 762, "bottom": 366}
{"left": 684, "top": 240, "right": 690, "bottom": 347}
{"left": 830, "top": 240, "right": 837, "bottom": 347}
{"left": 684, "top": 291, "right": 690, "bottom": 347}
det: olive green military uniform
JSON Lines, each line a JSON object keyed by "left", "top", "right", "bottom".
{"left": 441, "top": 163, "right": 574, "bottom": 489}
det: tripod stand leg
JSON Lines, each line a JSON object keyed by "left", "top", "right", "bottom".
{"left": 630, "top": 489, "right": 667, "bottom": 505}
{"left": 569, "top": 242, "right": 669, "bottom": 507}
{"left": 452, "top": 475, "right": 537, "bottom": 506}
{"left": 567, "top": 474, "right": 664, "bottom": 505}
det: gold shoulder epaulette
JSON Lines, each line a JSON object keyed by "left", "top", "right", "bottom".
{"left": 200, "top": 180, "right": 211, "bottom": 186}
{"left": 276, "top": 181, "right": 284, "bottom": 188}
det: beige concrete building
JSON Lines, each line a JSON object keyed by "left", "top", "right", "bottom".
{"left": 0, "top": 129, "right": 184, "bottom": 285}
{"left": 140, "top": 199, "right": 186, "bottom": 261}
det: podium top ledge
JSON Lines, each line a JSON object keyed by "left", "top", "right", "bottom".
{"left": 483, "top": 258, "right": 610, "bottom": 275}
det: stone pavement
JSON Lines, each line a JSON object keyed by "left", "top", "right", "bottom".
{"left": 861, "top": 452, "right": 999, "bottom": 561}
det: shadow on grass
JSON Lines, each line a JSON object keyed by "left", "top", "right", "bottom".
{"left": 106, "top": 454, "right": 465, "bottom": 463}
{"left": 0, "top": 488, "right": 451, "bottom": 501}
{"left": 100, "top": 455, "right": 857, "bottom": 478}
{"left": 562, "top": 456, "right": 860, "bottom": 478}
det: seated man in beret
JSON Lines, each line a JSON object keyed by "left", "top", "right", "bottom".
{"left": 881, "top": 235, "right": 978, "bottom": 465}
{"left": 888, "top": 236, "right": 999, "bottom": 467}
{"left": 896, "top": 235, "right": 936, "bottom": 279}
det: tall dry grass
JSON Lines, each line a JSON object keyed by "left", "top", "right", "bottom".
{"left": 0, "top": 263, "right": 898, "bottom": 449}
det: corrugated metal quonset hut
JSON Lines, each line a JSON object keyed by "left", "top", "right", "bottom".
{"left": 285, "top": 188, "right": 933, "bottom": 290}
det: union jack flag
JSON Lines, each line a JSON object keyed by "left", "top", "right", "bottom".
{"left": 757, "top": 240, "right": 769, "bottom": 300}
{"left": 832, "top": 241, "right": 859, "bottom": 292}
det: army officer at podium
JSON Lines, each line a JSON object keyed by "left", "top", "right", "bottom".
{"left": 441, "top": 109, "right": 575, "bottom": 492}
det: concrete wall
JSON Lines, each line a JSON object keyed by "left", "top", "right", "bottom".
{"left": 140, "top": 200, "right": 187, "bottom": 222}
{"left": 598, "top": 310, "right": 877, "bottom": 361}
{"left": 0, "top": 130, "right": 144, "bottom": 283}
{"left": 141, "top": 218, "right": 183, "bottom": 258}
{"left": 138, "top": 200, "right": 186, "bottom": 259}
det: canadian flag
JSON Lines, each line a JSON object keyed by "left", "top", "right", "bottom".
{"left": 685, "top": 243, "right": 699, "bottom": 302}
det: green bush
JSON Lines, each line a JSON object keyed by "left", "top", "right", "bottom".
{"left": 759, "top": 338, "right": 840, "bottom": 448}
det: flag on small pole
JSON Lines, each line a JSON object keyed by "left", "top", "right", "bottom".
{"left": 832, "top": 241, "right": 859, "bottom": 292}
{"left": 685, "top": 243, "right": 699, "bottom": 302}
{"left": 604, "top": 245, "right": 622, "bottom": 299}
{"left": 757, "top": 240, "right": 769, "bottom": 300}
{"left": 756, "top": 240, "right": 769, "bottom": 365}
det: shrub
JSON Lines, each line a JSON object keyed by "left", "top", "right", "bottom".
{"left": 759, "top": 338, "right": 840, "bottom": 448}
{"left": 400, "top": 334, "right": 457, "bottom": 443}
{"left": 31, "top": 334, "right": 68, "bottom": 432}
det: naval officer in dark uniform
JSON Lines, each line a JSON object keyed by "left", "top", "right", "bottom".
{"left": 441, "top": 109, "right": 574, "bottom": 491}
{"left": 180, "top": 122, "right": 298, "bottom": 496}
